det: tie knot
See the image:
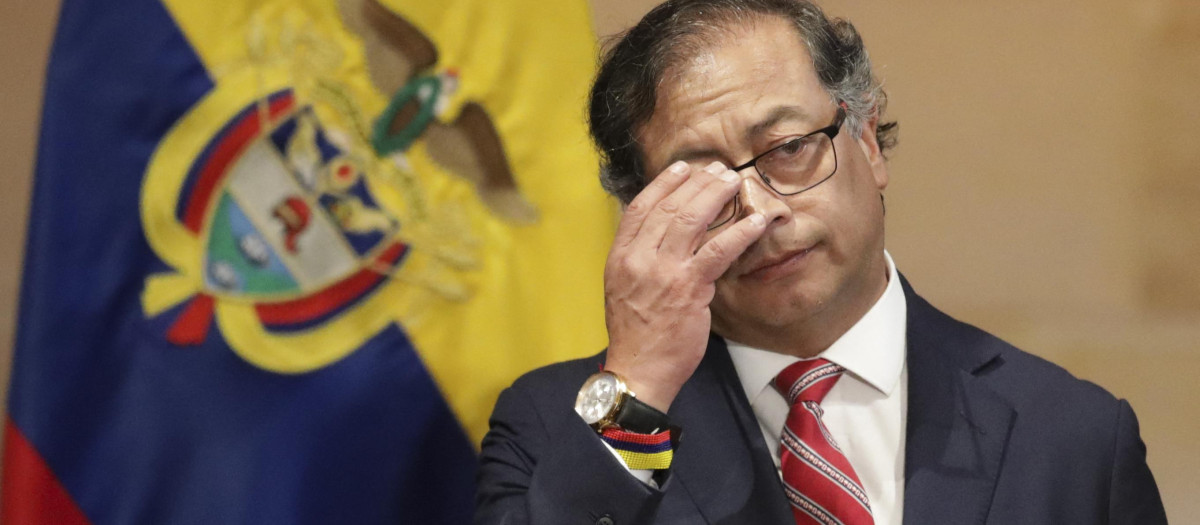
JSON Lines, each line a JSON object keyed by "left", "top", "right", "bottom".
{"left": 773, "top": 358, "right": 845, "bottom": 405}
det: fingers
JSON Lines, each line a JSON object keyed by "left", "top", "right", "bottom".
{"left": 613, "top": 161, "right": 691, "bottom": 249}
{"left": 634, "top": 162, "right": 738, "bottom": 253}
{"left": 695, "top": 212, "right": 768, "bottom": 282}
{"left": 657, "top": 165, "right": 742, "bottom": 256}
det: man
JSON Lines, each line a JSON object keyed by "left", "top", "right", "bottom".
{"left": 475, "top": 0, "right": 1167, "bottom": 523}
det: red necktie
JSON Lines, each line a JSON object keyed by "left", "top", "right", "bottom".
{"left": 773, "top": 359, "right": 874, "bottom": 525}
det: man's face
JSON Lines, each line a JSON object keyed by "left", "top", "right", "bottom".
{"left": 636, "top": 15, "right": 890, "bottom": 352}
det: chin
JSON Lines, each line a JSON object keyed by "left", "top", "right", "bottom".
{"left": 714, "top": 281, "right": 832, "bottom": 332}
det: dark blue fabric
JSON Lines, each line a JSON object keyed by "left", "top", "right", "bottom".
{"left": 8, "top": 0, "right": 476, "bottom": 523}
{"left": 477, "top": 278, "right": 1167, "bottom": 524}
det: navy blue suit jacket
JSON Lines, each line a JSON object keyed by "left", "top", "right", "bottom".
{"left": 476, "top": 279, "right": 1167, "bottom": 524}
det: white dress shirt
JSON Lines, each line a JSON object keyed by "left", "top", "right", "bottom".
{"left": 603, "top": 252, "right": 908, "bottom": 525}
{"left": 726, "top": 251, "right": 907, "bottom": 525}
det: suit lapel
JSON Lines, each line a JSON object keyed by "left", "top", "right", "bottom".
{"left": 669, "top": 335, "right": 794, "bottom": 524}
{"left": 901, "top": 279, "right": 1015, "bottom": 524}
{"left": 664, "top": 278, "right": 1015, "bottom": 524}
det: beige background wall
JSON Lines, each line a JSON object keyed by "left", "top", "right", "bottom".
{"left": 3, "top": 0, "right": 1197, "bottom": 521}
{"left": 0, "top": 0, "right": 57, "bottom": 458}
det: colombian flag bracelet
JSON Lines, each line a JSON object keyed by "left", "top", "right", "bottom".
{"left": 600, "top": 427, "right": 674, "bottom": 470}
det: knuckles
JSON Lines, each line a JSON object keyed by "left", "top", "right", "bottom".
{"left": 606, "top": 249, "right": 702, "bottom": 284}
{"left": 623, "top": 199, "right": 647, "bottom": 216}
{"left": 655, "top": 199, "right": 681, "bottom": 215}
{"left": 701, "top": 238, "right": 729, "bottom": 264}
{"left": 672, "top": 207, "right": 703, "bottom": 227}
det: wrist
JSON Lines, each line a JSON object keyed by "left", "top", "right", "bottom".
{"left": 601, "top": 363, "right": 680, "bottom": 413}
{"left": 617, "top": 375, "right": 676, "bottom": 414}
{"left": 575, "top": 369, "right": 675, "bottom": 434}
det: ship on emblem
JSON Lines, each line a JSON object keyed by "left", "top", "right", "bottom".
{"left": 165, "top": 89, "right": 408, "bottom": 345}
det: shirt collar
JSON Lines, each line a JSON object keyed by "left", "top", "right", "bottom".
{"left": 726, "top": 250, "right": 908, "bottom": 401}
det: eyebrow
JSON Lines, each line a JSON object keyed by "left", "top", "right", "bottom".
{"left": 655, "top": 105, "right": 817, "bottom": 174}
{"left": 745, "top": 105, "right": 815, "bottom": 141}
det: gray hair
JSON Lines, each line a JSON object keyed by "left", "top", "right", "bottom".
{"left": 588, "top": 0, "right": 898, "bottom": 204}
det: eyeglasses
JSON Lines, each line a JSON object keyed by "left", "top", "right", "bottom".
{"left": 707, "top": 107, "right": 845, "bottom": 230}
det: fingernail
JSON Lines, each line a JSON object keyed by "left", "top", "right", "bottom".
{"left": 749, "top": 213, "right": 766, "bottom": 226}
{"left": 717, "top": 170, "right": 739, "bottom": 183}
{"left": 668, "top": 161, "right": 688, "bottom": 174}
{"left": 704, "top": 161, "right": 726, "bottom": 174}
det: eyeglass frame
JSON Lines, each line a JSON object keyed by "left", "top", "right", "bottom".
{"left": 708, "top": 106, "right": 847, "bottom": 230}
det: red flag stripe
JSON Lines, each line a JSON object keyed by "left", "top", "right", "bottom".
{"left": 2, "top": 418, "right": 92, "bottom": 525}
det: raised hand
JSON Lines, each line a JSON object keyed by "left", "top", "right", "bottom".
{"left": 603, "top": 161, "right": 769, "bottom": 412}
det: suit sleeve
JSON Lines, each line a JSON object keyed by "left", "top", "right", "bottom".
{"left": 474, "top": 383, "right": 667, "bottom": 525}
{"left": 1107, "top": 399, "right": 1168, "bottom": 524}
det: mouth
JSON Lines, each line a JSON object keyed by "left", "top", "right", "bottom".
{"left": 740, "top": 245, "right": 817, "bottom": 282}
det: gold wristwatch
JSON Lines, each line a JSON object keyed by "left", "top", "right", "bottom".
{"left": 574, "top": 370, "right": 672, "bottom": 434}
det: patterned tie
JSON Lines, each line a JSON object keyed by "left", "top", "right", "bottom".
{"left": 773, "top": 359, "right": 874, "bottom": 525}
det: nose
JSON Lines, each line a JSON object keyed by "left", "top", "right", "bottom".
{"left": 734, "top": 169, "right": 792, "bottom": 227}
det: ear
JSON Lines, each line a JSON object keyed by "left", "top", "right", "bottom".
{"left": 855, "top": 110, "right": 889, "bottom": 191}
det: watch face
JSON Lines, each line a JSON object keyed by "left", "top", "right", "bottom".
{"left": 574, "top": 373, "right": 621, "bottom": 425}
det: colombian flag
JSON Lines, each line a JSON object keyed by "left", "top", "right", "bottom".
{"left": 2, "top": 0, "right": 614, "bottom": 522}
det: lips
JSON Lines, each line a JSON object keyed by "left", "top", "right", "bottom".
{"left": 740, "top": 245, "right": 816, "bottom": 281}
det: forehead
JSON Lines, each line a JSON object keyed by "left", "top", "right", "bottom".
{"left": 637, "top": 15, "right": 832, "bottom": 175}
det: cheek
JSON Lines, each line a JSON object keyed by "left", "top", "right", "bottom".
{"left": 711, "top": 274, "right": 754, "bottom": 311}
{"left": 825, "top": 161, "right": 883, "bottom": 229}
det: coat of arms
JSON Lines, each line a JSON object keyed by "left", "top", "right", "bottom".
{"left": 139, "top": 0, "right": 530, "bottom": 373}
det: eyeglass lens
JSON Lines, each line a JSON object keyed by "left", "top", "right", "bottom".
{"left": 705, "top": 133, "right": 837, "bottom": 231}
{"left": 756, "top": 133, "right": 836, "bottom": 194}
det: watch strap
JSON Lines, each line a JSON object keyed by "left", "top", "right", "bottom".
{"left": 613, "top": 395, "right": 672, "bottom": 434}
